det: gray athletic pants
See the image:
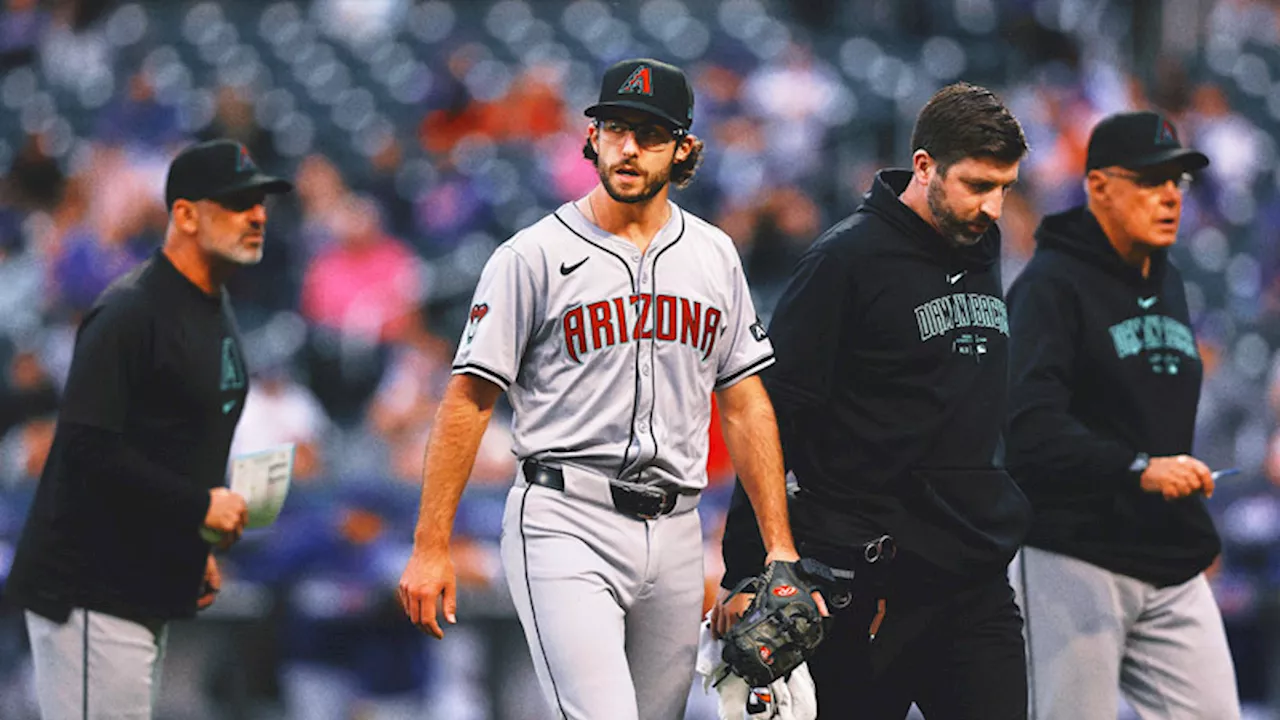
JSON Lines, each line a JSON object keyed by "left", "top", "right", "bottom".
{"left": 25, "top": 608, "right": 168, "bottom": 720}
{"left": 500, "top": 472, "right": 705, "bottom": 720}
{"left": 1011, "top": 546, "right": 1239, "bottom": 720}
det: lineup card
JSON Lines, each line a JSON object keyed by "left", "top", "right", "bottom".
{"left": 230, "top": 443, "right": 295, "bottom": 528}
{"left": 201, "top": 443, "right": 295, "bottom": 543}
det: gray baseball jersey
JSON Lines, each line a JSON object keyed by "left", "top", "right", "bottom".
{"left": 454, "top": 198, "right": 773, "bottom": 720}
{"left": 452, "top": 199, "right": 774, "bottom": 489}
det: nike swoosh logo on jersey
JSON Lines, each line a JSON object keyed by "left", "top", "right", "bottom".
{"left": 560, "top": 257, "right": 589, "bottom": 276}
{"left": 947, "top": 271, "right": 966, "bottom": 284}
{"left": 1138, "top": 296, "right": 1158, "bottom": 309}
{"left": 222, "top": 399, "right": 237, "bottom": 414}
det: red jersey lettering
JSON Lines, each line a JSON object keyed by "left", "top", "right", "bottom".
{"left": 587, "top": 300, "right": 615, "bottom": 349}
{"left": 563, "top": 305, "right": 587, "bottom": 363}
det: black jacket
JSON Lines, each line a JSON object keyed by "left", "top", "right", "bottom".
{"left": 721, "top": 170, "right": 1030, "bottom": 589}
{"left": 5, "top": 252, "right": 247, "bottom": 621}
{"left": 1006, "top": 206, "right": 1219, "bottom": 587}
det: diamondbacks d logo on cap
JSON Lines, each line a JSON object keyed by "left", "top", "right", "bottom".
{"left": 618, "top": 65, "right": 653, "bottom": 96}
{"left": 1156, "top": 118, "right": 1178, "bottom": 145}
{"left": 236, "top": 146, "right": 258, "bottom": 172}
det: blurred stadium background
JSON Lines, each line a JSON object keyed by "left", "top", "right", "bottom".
{"left": 0, "top": 0, "right": 1278, "bottom": 718}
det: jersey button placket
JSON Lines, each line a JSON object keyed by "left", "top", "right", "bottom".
{"left": 632, "top": 251, "right": 656, "bottom": 459}
{"left": 636, "top": 356, "right": 652, "bottom": 434}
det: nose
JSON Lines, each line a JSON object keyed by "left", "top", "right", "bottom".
{"left": 980, "top": 190, "right": 1005, "bottom": 222}
{"left": 246, "top": 203, "right": 267, "bottom": 224}
{"left": 618, "top": 130, "right": 641, "bottom": 156}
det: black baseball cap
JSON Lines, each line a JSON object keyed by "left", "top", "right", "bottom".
{"left": 164, "top": 139, "right": 293, "bottom": 209}
{"left": 1085, "top": 111, "right": 1209, "bottom": 173}
{"left": 584, "top": 58, "right": 694, "bottom": 131}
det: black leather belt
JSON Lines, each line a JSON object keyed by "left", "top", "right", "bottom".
{"left": 522, "top": 460, "right": 685, "bottom": 520}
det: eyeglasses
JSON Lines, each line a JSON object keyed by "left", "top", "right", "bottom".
{"left": 595, "top": 118, "right": 682, "bottom": 150}
{"left": 1102, "top": 169, "right": 1193, "bottom": 193}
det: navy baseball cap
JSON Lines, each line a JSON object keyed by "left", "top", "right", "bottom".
{"left": 1085, "top": 111, "right": 1209, "bottom": 173}
{"left": 584, "top": 58, "right": 694, "bottom": 131}
{"left": 164, "top": 139, "right": 293, "bottom": 209}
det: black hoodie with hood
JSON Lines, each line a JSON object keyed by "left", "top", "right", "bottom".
{"left": 1006, "top": 206, "right": 1219, "bottom": 587}
{"left": 721, "top": 170, "right": 1031, "bottom": 591}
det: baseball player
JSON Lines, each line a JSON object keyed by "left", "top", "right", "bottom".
{"left": 1007, "top": 112, "right": 1239, "bottom": 718}
{"left": 5, "top": 139, "right": 291, "bottom": 718}
{"left": 715, "top": 83, "right": 1032, "bottom": 719}
{"left": 397, "top": 58, "right": 802, "bottom": 720}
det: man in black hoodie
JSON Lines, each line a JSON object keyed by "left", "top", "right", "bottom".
{"left": 1006, "top": 112, "right": 1239, "bottom": 719}
{"left": 714, "top": 83, "right": 1032, "bottom": 719}
{"left": 5, "top": 140, "right": 291, "bottom": 717}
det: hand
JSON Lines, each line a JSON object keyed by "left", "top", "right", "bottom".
{"left": 398, "top": 548, "right": 457, "bottom": 639}
{"left": 1140, "top": 455, "right": 1214, "bottom": 500}
{"left": 197, "top": 554, "right": 221, "bottom": 610}
{"left": 204, "top": 488, "right": 248, "bottom": 549}
{"left": 761, "top": 556, "right": 831, "bottom": 619}
{"left": 711, "top": 585, "right": 755, "bottom": 639}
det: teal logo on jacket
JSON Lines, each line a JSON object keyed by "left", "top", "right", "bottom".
{"left": 1108, "top": 315, "right": 1197, "bottom": 374}
{"left": 220, "top": 337, "right": 246, "bottom": 391}
{"left": 915, "top": 293, "right": 1009, "bottom": 342}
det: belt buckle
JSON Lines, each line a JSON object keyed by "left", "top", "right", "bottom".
{"left": 611, "top": 481, "right": 668, "bottom": 520}
{"left": 631, "top": 488, "right": 666, "bottom": 519}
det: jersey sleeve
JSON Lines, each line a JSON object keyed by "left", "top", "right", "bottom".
{"left": 451, "top": 245, "right": 540, "bottom": 391}
{"left": 714, "top": 260, "right": 775, "bottom": 389}
{"left": 58, "top": 295, "right": 151, "bottom": 432}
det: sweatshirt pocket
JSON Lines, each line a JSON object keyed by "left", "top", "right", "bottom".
{"left": 891, "top": 468, "right": 1031, "bottom": 579}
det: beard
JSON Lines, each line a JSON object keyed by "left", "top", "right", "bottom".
{"left": 927, "top": 178, "right": 990, "bottom": 247}
{"left": 597, "top": 157, "right": 671, "bottom": 205}
{"left": 203, "top": 235, "right": 264, "bottom": 266}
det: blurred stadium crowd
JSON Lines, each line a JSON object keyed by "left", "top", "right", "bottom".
{"left": 1, "top": 0, "right": 1279, "bottom": 718}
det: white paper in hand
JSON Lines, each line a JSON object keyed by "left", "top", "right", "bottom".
{"left": 200, "top": 444, "right": 295, "bottom": 544}
{"left": 230, "top": 443, "right": 295, "bottom": 528}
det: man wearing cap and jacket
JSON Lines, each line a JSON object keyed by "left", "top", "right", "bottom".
{"left": 5, "top": 139, "right": 293, "bottom": 718}
{"left": 397, "top": 58, "right": 802, "bottom": 720}
{"left": 1006, "top": 111, "right": 1240, "bottom": 719}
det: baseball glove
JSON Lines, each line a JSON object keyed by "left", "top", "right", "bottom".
{"left": 721, "top": 560, "right": 827, "bottom": 688}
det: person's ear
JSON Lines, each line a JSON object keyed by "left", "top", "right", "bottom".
{"left": 172, "top": 200, "right": 199, "bottom": 234}
{"left": 674, "top": 134, "right": 695, "bottom": 164}
{"left": 1085, "top": 170, "right": 1109, "bottom": 206}
{"left": 911, "top": 149, "right": 935, "bottom": 187}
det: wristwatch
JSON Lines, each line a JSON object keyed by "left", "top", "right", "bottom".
{"left": 1128, "top": 452, "right": 1151, "bottom": 478}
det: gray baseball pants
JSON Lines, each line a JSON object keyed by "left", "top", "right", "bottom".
{"left": 500, "top": 473, "right": 705, "bottom": 720}
{"left": 25, "top": 608, "right": 168, "bottom": 720}
{"left": 1011, "top": 546, "right": 1239, "bottom": 720}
